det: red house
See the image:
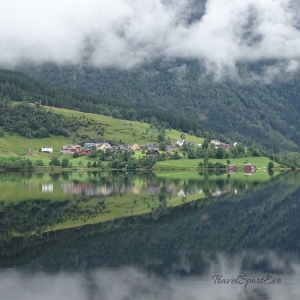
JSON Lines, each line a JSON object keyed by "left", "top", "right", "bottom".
{"left": 28, "top": 148, "right": 34, "bottom": 153}
{"left": 221, "top": 143, "right": 231, "bottom": 149}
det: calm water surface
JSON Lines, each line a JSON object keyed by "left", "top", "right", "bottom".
{"left": 0, "top": 170, "right": 300, "bottom": 300}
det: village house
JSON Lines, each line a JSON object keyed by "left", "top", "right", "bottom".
{"left": 28, "top": 148, "right": 34, "bottom": 153}
{"left": 210, "top": 140, "right": 221, "bottom": 147}
{"left": 41, "top": 146, "right": 53, "bottom": 153}
{"left": 61, "top": 145, "right": 81, "bottom": 154}
{"left": 176, "top": 139, "right": 185, "bottom": 147}
{"left": 131, "top": 143, "right": 140, "bottom": 151}
{"left": 119, "top": 145, "right": 131, "bottom": 151}
{"left": 146, "top": 144, "right": 159, "bottom": 151}
{"left": 97, "top": 143, "right": 112, "bottom": 152}
{"left": 146, "top": 149, "right": 159, "bottom": 156}
{"left": 221, "top": 143, "right": 231, "bottom": 149}
{"left": 169, "top": 146, "right": 179, "bottom": 152}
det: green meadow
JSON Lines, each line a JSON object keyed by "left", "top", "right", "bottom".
{"left": 0, "top": 105, "right": 204, "bottom": 166}
{"left": 154, "top": 157, "right": 279, "bottom": 169}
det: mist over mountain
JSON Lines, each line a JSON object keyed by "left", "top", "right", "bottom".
{"left": 1, "top": 0, "right": 300, "bottom": 77}
{"left": 1, "top": 0, "right": 300, "bottom": 151}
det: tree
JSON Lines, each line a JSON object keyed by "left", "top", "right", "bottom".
{"left": 202, "top": 140, "right": 209, "bottom": 149}
{"left": 61, "top": 158, "right": 69, "bottom": 168}
{"left": 111, "top": 109, "right": 123, "bottom": 119}
{"left": 159, "top": 142, "right": 167, "bottom": 151}
{"left": 127, "top": 157, "right": 138, "bottom": 169}
{"left": 216, "top": 147, "right": 225, "bottom": 159}
{"left": 73, "top": 152, "right": 79, "bottom": 158}
{"left": 171, "top": 151, "right": 181, "bottom": 160}
{"left": 49, "top": 157, "right": 60, "bottom": 166}
{"left": 87, "top": 161, "right": 92, "bottom": 168}
{"left": 34, "top": 159, "right": 44, "bottom": 166}
{"left": 268, "top": 161, "right": 274, "bottom": 170}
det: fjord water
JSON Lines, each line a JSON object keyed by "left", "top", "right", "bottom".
{"left": 0, "top": 171, "right": 300, "bottom": 300}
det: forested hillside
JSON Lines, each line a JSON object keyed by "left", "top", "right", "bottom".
{"left": 0, "top": 69, "right": 202, "bottom": 136}
{"left": 18, "top": 61, "right": 300, "bottom": 152}
{"left": 0, "top": 101, "right": 68, "bottom": 138}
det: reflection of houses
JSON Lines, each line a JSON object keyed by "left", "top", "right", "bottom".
{"left": 61, "top": 182, "right": 114, "bottom": 196}
{"left": 244, "top": 163, "right": 257, "bottom": 175}
{"left": 177, "top": 189, "right": 186, "bottom": 197}
{"left": 41, "top": 146, "right": 53, "bottom": 153}
{"left": 147, "top": 183, "right": 160, "bottom": 195}
{"left": 42, "top": 184, "right": 53, "bottom": 193}
{"left": 212, "top": 187, "right": 231, "bottom": 197}
{"left": 229, "top": 165, "right": 237, "bottom": 174}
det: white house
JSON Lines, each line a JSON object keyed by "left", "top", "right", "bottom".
{"left": 41, "top": 146, "right": 53, "bottom": 153}
{"left": 176, "top": 139, "right": 185, "bottom": 147}
{"left": 210, "top": 140, "right": 220, "bottom": 146}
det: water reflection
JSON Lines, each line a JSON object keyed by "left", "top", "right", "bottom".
{"left": 0, "top": 171, "right": 300, "bottom": 299}
{"left": 1, "top": 251, "right": 300, "bottom": 300}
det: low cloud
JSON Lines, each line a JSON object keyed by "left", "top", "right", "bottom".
{"left": 0, "top": 251, "right": 300, "bottom": 300}
{"left": 0, "top": 0, "right": 300, "bottom": 78}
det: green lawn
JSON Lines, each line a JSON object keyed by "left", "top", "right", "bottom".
{"left": 154, "top": 157, "right": 279, "bottom": 169}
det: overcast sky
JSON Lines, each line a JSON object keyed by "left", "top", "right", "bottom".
{"left": 0, "top": 0, "right": 300, "bottom": 77}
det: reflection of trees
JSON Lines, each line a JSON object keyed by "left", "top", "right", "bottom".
{"left": 49, "top": 173, "right": 61, "bottom": 181}
{"left": 1, "top": 172, "right": 300, "bottom": 271}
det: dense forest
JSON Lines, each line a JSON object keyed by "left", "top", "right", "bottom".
{"left": 0, "top": 69, "right": 202, "bottom": 136}
{"left": 0, "top": 100, "right": 68, "bottom": 138}
{"left": 18, "top": 61, "right": 300, "bottom": 152}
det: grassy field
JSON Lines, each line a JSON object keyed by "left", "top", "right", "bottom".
{"left": 0, "top": 105, "right": 204, "bottom": 164}
{"left": 154, "top": 157, "right": 279, "bottom": 169}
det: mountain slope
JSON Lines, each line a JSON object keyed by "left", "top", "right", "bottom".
{"left": 18, "top": 61, "right": 300, "bottom": 152}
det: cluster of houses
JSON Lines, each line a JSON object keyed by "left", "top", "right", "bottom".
{"left": 210, "top": 140, "right": 231, "bottom": 149}
{"left": 27, "top": 139, "right": 238, "bottom": 156}
{"left": 28, "top": 141, "right": 182, "bottom": 156}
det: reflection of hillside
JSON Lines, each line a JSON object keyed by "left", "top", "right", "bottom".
{"left": 1, "top": 172, "right": 300, "bottom": 270}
